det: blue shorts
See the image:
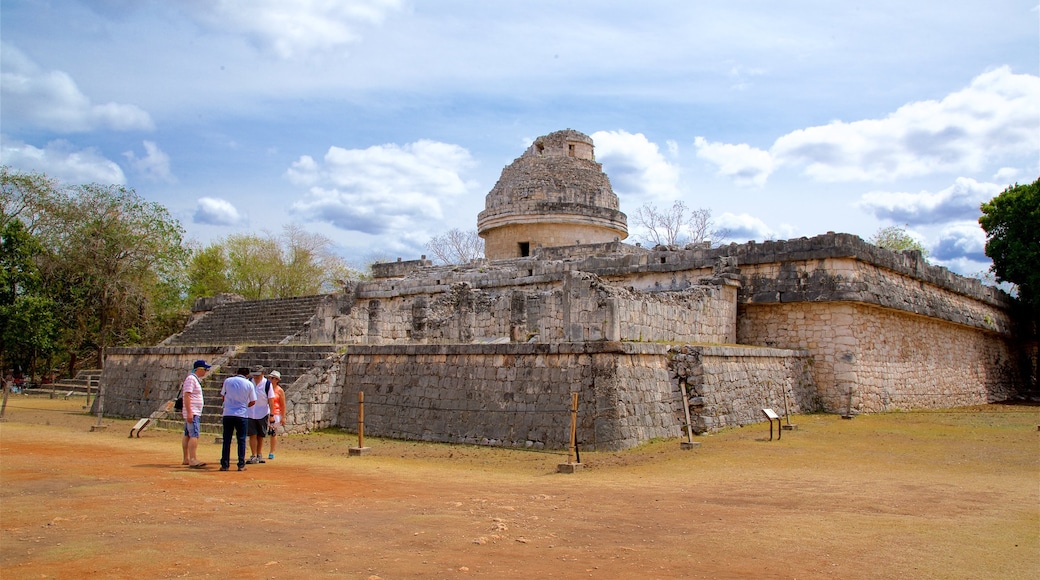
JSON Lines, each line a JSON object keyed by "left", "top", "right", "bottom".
{"left": 183, "top": 415, "right": 201, "bottom": 438}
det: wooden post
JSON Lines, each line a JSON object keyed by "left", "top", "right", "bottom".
{"left": 558, "top": 392, "right": 583, "bottom": 472}
{"left": 0, "top": 377, "right": 10, "bottom": 421}
{"left": 679, "top": 380, "right": 700, "bottom": 449}
{"left": 568, "top": 391, "right": 578, "bottom": 463}
{"left": 357, "top": 391, "right": 365, "bottom": 449}
{"left": 90, "top": 380, "right": 107, "bottom": 431}
{"left": 349, "top": 390, "right": 371, "bottom": 455}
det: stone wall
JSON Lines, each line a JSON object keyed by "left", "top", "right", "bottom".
{"left": 329, "top": 269, "right": 735, "bottom": 346}
{"left": 738, "top": 302, "right": 1019, "bottom": 413}
{"left": 334, "top": 342, "right": 678, "bottom": 451}
{"left": 96, "top": 346, "right": 233, "bottom": 418}
{"left": 282, "top": 352, "right": 345, "bottom": 433}
{"left": 671, "top": 345, "right": 816, "bottom": 434}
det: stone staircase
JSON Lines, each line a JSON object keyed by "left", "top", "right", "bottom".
{"left": 159, "top": 345, "right": 339, "bottom": 434}
{"left": 165, "top": 295, "right": 327, "bottom": 346}
{"left": 23, "top": 369, "right": 102, "bottom": 397}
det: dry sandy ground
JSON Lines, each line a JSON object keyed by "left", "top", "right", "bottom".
{"left": 0, "top": 396, "right": 1037, "bottom": 579}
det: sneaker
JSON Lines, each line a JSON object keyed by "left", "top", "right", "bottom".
{"left": 256, "top": 457, "right": 266, "bottom": 463}
{"left": 238, "top": 465, "right": 247, "bottom": 471}
{"left": 268, "top": 453, "right": 275, "bottom": 460}
{"left": 246, "top": 456, "right": 259, "bottom": 464}
{"left": 219, "top": 466, "right": 229, "bottom": 471}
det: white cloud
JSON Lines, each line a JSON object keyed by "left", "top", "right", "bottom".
{"left": 182, "top": 0, "right": 404, "bottom": 59}
{"left": 693, "top": 136, "right": 773, "bottom": 187}
{"left": 0, "top": 43, "right": 154, "bottom": 133}
{"left": 123, "top": 141, "right": 175, "bottom": 182}
{"left": 931, "top": 221, "right": 988, "bottom": 263}
{"left": 695, "top": 68, "right": 1039, "bottom": 187}
{"left": 992, "top": 167, "right": 1022, "bottom": 184}
{"left": 0, "top": 136, "right": 126, "bottom": 184}
{"left": 856, "top": 177, "right": 1002, "bottom": 225}
{"left": 772, "top": 67, "right": 1040, "bottom": 182}
{"left": 591, "top": 130, "right": 681, "bottom": 202}
{"left": 194, "top": 197, "right": 245, "bottom": 226}
{"left": 715, "top": 212, "right": 793, "bottom": 242}
{"left": 288, "top": 139, "right": 477, "bottom": 235}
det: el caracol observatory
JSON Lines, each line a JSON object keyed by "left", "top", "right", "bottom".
{"left": 477, "top": 129, "right": 629, "bottom": 260}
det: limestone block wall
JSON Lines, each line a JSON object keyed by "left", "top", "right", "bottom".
{"left": 95, "top": 346, "right": 233, "bottom": 418}
{"left": 737, "top": 302, "right": 1019, "bottom": 413}
{"left": 327, "top": 270, "right": 735, "bottom": 346}
{"left": 334, "top": 342, "right": 679, "bottom": 451}
{"left": 282, "top": 351, "right": 346, "bottom": 433}
{"left": 671, "top": 345, "right": 816, "bottom": 434}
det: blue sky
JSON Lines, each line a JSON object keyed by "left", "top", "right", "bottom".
{"left": 2, "top": 1, "right": 1038, "bottom": 275}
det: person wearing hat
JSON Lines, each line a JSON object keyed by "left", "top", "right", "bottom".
{"left": 266, "top": 370, "right": 287, "bottom": 460}
{"left": 246, "top": 365, "right": 275, "bottom": 464}
{"left": 181, "top": 360, "right": 210, "bottom": 468}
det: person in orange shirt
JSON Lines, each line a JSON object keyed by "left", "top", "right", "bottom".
{"left": 267, "top": 370, "right": 287, "bottom": 460}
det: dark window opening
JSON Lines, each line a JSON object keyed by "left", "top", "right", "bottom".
{"left": 568, "top": 144, "right": 575, "bottom": 157}
{"left": 527, "top": 269, "right": 534, "bottom": 276}
{"left": 660, "top": 257, "right": 666, "bottom": 264}
{"left": 519, "top": 242, "right": 530, "bottom": 257}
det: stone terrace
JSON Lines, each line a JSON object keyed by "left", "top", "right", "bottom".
{"left": 164, "top": 295, "right": 327, "bottom": 346}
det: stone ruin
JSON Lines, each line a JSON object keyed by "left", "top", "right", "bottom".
{"left": 98, "top": 129, "right": 1033, "bottom": 451}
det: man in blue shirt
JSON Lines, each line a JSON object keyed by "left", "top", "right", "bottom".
{"left": 220, "top": 367, "right": 257, "bottom": 471}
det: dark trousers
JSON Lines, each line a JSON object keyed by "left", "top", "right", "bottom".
{"left": 221, "top": 415, "right": 249, "bottom": 469}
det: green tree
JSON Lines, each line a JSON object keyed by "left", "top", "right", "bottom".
{"left": 33, "top": 182, "right": 190, "bottom": 367}
{"left": 0, "top": 218, "right": 58, "bottom": 381}
{"left": 979, "top": 178, "right": 1040, "bottom": 308}
{"left": 224, "top": 233, "right": 281, "bottom": 300}
{"left": 0, "top": 166, "right": 59, "bottom": 233}
{"left": 868, "top": 225, "right": 929, "bottom": 258}
{"left": 187, "top": 225, "right": 360, "bottom": 302}
{"left": 187, "top": 243, "right": 231, "bottom": 299}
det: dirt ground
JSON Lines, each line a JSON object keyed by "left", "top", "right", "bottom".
{"left": 0, "top": 396, "right": 1037, "bottom": 579}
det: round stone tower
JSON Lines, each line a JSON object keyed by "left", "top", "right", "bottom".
{"left": 477, "top": 129, "right": 628, "bottom": 260}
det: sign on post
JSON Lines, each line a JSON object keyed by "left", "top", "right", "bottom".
{"left": 762, "top": 408, "right": 781, "bottom": 441}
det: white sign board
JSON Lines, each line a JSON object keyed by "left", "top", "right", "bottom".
{"left": 762, "top": 408, "right": 780, "bottom": 420}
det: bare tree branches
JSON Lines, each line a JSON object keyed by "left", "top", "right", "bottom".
{"left": 632, "top": 201, "right": 727, "bottom": 248}
{"left": 424, "top": 228, "right": 485, "bottom": 264}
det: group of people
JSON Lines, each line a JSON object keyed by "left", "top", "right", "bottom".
{"left": 180, "top": 360, "right": 287, "bottom": 471}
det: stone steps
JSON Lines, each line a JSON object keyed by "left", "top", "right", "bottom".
{"left": 166, "top": 295, "right": 327, "bottom": 346}
{"left": 27, "top": 369, "right": 103, "bottom": 394}
{"left": 177, "top": 345, "right": 339, "bottom": 433}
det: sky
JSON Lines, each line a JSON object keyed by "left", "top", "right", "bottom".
{"left": 2, "top": 1, "right": 1038, "bottom": 276}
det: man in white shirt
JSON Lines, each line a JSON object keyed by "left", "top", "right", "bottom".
{"left": 181, "top": 360, "right": 209, "bottom": 468}
{"left": 220, "top": 367, "right": 257, "bottom": 471}
{"left": 246, "top": 365, "right": 276, "bottom": 464}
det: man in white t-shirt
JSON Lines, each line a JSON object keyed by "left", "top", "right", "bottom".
{"left": 246, "top": 365, "right": 276, "bottom": 464}
{"left": 181, "top": 360, "right": 210, "bottom": 468}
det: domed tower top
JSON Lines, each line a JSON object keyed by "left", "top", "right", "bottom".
{"left": 477, "top": 129, "right": 628, "bottom": 260}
